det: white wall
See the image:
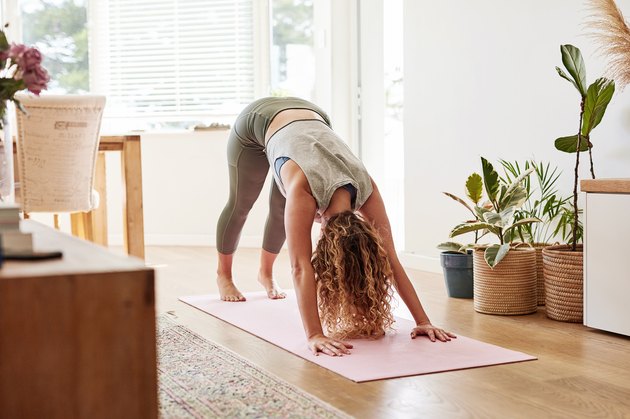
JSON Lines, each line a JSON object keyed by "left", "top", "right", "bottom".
{"left": 401, "top": 0, "right": 630, "bottom": 272}
{"left": 101, "top": 130, "right": 272, "bottom": 248}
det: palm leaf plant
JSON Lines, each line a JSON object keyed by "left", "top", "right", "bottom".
{"left": 449, "top": 157, "right": 541, "bottom": 268}
{"left": 499, "top": 160, "right": 571, "bottom": 245}
{"left": 555, "top": 44, "right": 615, "bottom": 250}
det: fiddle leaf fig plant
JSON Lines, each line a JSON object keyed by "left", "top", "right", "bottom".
{"left": 449, "top": 157, "right": 541, "bottom": 268}
{"left": 555, "top": 44, "right": 615, "bottom": 250}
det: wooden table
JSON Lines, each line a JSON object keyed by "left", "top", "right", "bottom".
{"left": 95, "top": 135, "right": 145, "bottom": 259}
{"left": 0, "top": 220, "right": 157, "bottom": 419}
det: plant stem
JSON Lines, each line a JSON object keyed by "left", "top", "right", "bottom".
{"left": 588, "top": 142, "right": 596, "bottom": 179}
{"left": 573, "top": 98, "right": 585, "bottom": 251}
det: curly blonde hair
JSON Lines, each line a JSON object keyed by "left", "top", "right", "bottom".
{"left": 312, "top": 211, "right": 395, "bottom": 339}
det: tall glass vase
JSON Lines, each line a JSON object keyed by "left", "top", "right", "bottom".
{"left": 0, "top": 109, "right": 15, "bottom": 203}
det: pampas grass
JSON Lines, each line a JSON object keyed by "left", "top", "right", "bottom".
{"left": 585, "top": 0, "right": 630, "bottom": 88}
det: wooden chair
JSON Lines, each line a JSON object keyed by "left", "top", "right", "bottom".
{"left": 14, "top": 94, "right": 106, "bottom": 242}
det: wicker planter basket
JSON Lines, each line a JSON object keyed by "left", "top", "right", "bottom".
{"left": 473, "top": 247, "right": 537, "bottom": 315}
{"left": 533, "top": 243, "right": 549, "bottom": 306}
{"left": 542, "top": 244, "right": 583, "bottom": 323}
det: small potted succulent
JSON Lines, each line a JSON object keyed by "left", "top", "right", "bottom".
{"left": 449, "top": 157, "right": 541, "bottom": 315}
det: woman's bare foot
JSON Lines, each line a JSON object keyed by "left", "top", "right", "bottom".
{"left": 217, "top": 276, "right": 246, "bottom": 302}
{"left": 258, "top": 274, "right": 287, "bottom": 299}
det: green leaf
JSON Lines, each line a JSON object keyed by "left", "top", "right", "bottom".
{"left": 502, "top": 225, "right": 522, "bottom": 244}
{"left": 443, "top": 192, "right": 476, "bottom": 218}
{"left": 450, "top": 221, "right": 495, "bottom": 238}
{"left": 499, "top": 207, "right": 515, "bottom": 227}
{"left": 498, "top": 167, "right": 533, "bottom": 209}
{"left": 504, "top": 167, "right": 534, "bottom": 197}
{"left": 0, "top": 31, "right": 8, "bottom": 51}
{"left": 582, "top": 77, "right": 615, "bottom": 137}
{"left": 499, "top": 159, "right": 517, "bottom": 181}
{"left": 482, "top": 211, "right": 502, "bottom": 225}
{"left": 481, "top": 157, "right": 500, "bottom": 203}
{"left": 555, "top": 135, "right": 589, "bottom": 153}
{"left": 14, "top": 99, "right": 27, "bottom": 116}
{"left": 556, "top": 66, "right": 580, "bottom": 93}
{"left": 465, "top": 173, "right": 483, "bottom": 205}
{"left": 499, "top": 185, "right": 528, "bottom": 209}
{"left": 560, "top": 44, "right": 587, "bottom": 97}
{"left": 484, "top": 244, "right": 511, "bottom": 268}
{"left": 556, "top": 67, "right": 580, "bottom": 92}
{"left": 437, "top": 242, "right": 466, "bottom": 253}
{"left": 474, "top": 205, "right": 491, "bottom": 221}
{"left": 503, "top": 217, "right": 542, "bottom": 240}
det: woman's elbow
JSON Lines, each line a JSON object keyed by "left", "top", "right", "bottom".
{"left": 290, "top": 262, "right": 313, "bottom": 282}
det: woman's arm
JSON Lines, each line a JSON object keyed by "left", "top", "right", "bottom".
{"left": 282, "top": 163, "right": 353, "bottom": 356}
{"left": 358, "top": 179, "right": 456, "bottom": 342}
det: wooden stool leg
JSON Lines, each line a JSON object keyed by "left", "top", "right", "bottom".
{"left": 70, "top": 212, "right": 95, "bottom": 242}
{"left": 53, "top": 214, "right": 60, "bottom": 230}
{"left": 93, "top": 152, "right": 108, "bottom": 246}
{"left": 70, "top": 213, "right": 82, "bottom": 237}
{"left": 83, "top": 212, "right": 94, "bottom": 242}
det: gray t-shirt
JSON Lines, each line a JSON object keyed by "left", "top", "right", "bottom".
{"left": 265, "top": 119, "right": 373, "bottom": 213}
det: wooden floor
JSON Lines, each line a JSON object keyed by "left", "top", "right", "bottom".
{"left": 146, "top": 245, "right": 630, "bottom": 419}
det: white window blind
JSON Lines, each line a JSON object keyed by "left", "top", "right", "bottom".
{"left": 92, "top": 0, "right": 254, "bottom": 120}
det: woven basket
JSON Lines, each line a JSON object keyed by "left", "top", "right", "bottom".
{"left": 473, "top": 247, "right": 537, "bottom": 315}
{"left": 542, "top": 244, "right": 583, "bottom": 323}
{"left": 533, "top": 243, "right": 549, "bottom": 306}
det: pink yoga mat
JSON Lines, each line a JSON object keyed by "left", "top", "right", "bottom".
{"left": 180, "top": 291, "right": 536, "bottom": 382}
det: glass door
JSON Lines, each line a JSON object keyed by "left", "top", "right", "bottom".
{"left": 358, "top": 0, "right": 404, "bottom": 248}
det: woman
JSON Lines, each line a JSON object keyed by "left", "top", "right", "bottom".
{"left": 216, "top": 97, "right": 456, "bottom": 357}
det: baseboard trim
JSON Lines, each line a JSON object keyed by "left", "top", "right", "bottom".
{"left": 107, "top": 234, "right": 442, "bottom": 275}
{"left": 108, "top": 234, "right": 264, "bottom": 248}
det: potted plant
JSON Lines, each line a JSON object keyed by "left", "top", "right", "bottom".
{"left": 449, "top": 157, "right": 540, "bottom": 315}
{"left": 544, "top": 44, "right": 615, "bottom": 322}
{"left": 437, "top": 173, "right": 484, "bottom": 298}
{"left": 500, "top": 160, "right": 570, "bottom": 305}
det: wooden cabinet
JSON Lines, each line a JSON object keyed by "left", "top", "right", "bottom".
{"left": 0, "top": 221, "right": 157, "bottom": 419}
{"left": 582, "top": 179, "right": 630, "bottom": 337}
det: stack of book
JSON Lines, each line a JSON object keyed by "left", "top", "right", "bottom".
{"left": 0, "top": 203, "right": 33, "bottom": 254}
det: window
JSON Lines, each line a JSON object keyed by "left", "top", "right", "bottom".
{"left": 92, "top": 0, "right": 255, "bottom": 130}
{"left": 15, "top": 0, "right": 256, "bottom": 130}
{"left": 19, "top": 0, "right": 89, "bottom": 94}
{"left": 11, "top": 0, "right": 331, "bottom": 131}
{"left": 270, "top": 0, "right": 315, "bottom": 100}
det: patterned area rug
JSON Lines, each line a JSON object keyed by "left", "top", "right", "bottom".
{"left": 157, "top": 315, "right": 350, "bottom": 418}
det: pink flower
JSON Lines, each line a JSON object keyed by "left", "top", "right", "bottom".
{"left": 7, "top": 44, "right": 43, "bottom": 70}
{"left": 22, "top": 47, "right": 43, "bottom": 70}
{"left": 22, "top": 65, "right": 49, "bottom": 95}
{"left": 8, "top": 43, "right": 27, "bottom": 61}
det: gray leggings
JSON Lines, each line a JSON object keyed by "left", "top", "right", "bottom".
{"left": 216, "top": 97, "right": 330, "bottom": 254}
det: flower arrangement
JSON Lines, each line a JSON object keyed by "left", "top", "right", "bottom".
{"left": 0, "top": 26, "right": 50, "bottom": 126}
{"left": 0, "top": 25, "right": 50, "bottom": 201}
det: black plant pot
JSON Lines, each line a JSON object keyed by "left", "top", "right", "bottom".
{"left": 440, "top": 251, "right": 474, "bottom": 298}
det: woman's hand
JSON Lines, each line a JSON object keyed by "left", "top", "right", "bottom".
{"left": 308, "top": 334, "right": 353, "bottom": 356}
{"left": 410, "top": 324, "right": 457, "bottom": 342}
